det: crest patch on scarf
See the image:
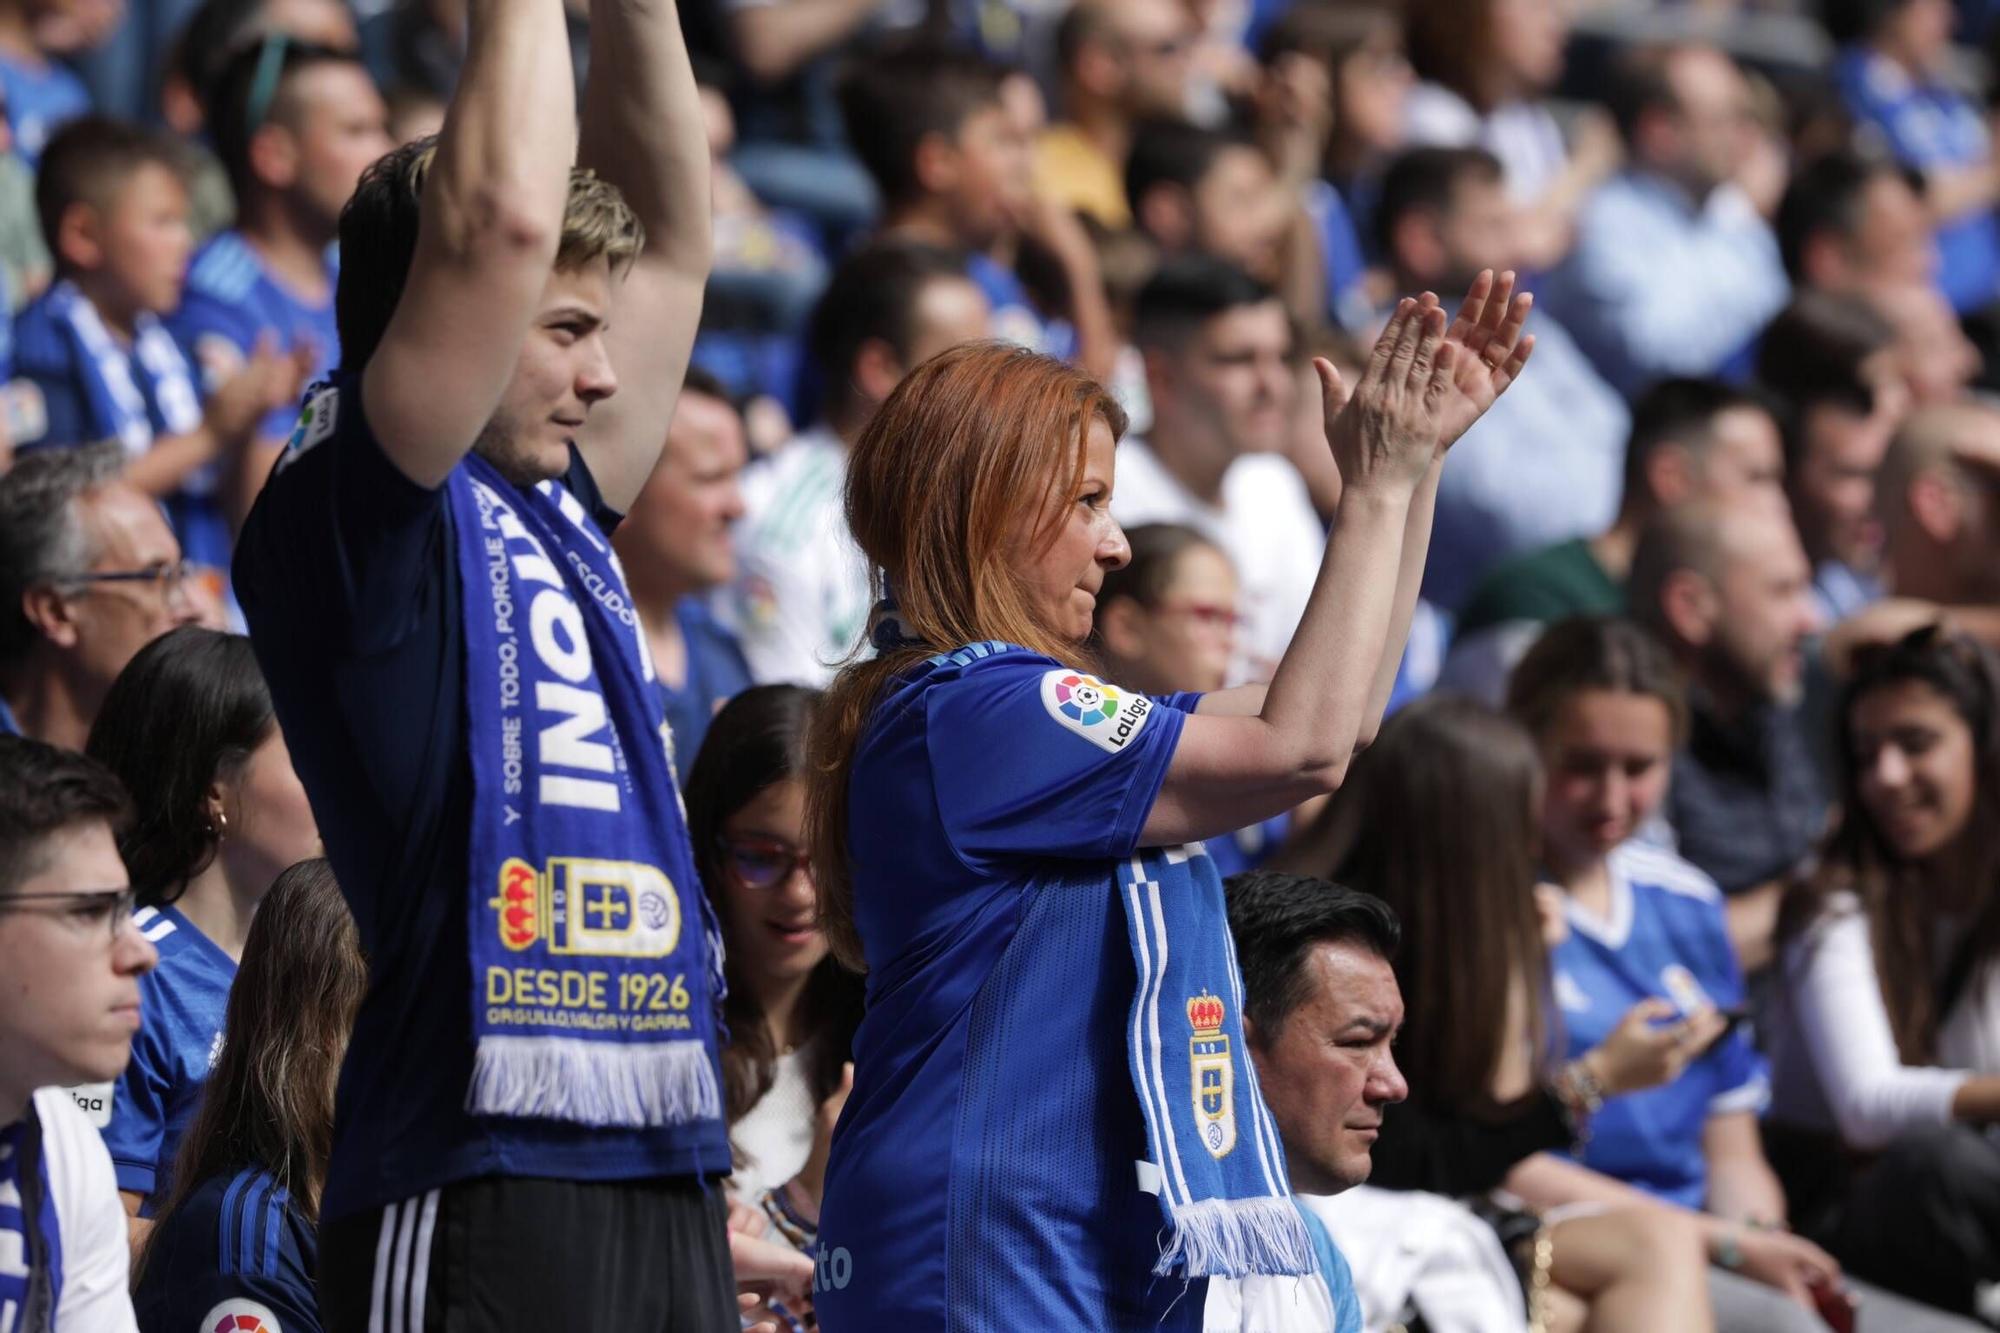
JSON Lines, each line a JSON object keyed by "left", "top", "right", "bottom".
{"left": 1188, "top": 991, "right": 1237, "bottom": 1159}
{"left": 1040, "top": 669, "right": 1153, "bottom": 754}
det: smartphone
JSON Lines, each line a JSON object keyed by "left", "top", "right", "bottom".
{"left": 1698, "top": 1008, "right": 1751, "bottom": 1057}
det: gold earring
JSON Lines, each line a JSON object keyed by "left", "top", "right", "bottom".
{"left": 213, "top": 810, "right": 228, "bottom": 838}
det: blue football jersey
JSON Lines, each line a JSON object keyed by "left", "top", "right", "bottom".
{"left": 12, "top": 283, "right": 228, "bottom": 571}
{"left": 966, "top": 253, "right": 1077, "bottom": 362}
{"left": 0, "top": 53, "right": 88, "bottom": 167}
{"left": 814, "top": 644, "right": 1205, "bottom": 1332}
{"left": 133, "top": 1165, "right": 319, "bottom": 1333}
{"left": 103, "top": 904, "right": 237, "bottom": 1213}
{"left": 170, "top": 230, "right": 338, "bottom": 441}
{"left": 1550, "top": 841, "right": 1768, "bottom": 1208}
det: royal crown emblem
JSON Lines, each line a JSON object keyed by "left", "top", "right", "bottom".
{"left": 1187, "top": 989, "right": 1236, "bottom": 1159}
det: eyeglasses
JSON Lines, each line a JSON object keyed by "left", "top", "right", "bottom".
{"left": 1152, "top": 601, "right": 1242, "bottom": 630}
{"left": 718, "top": 836, "right": 812, "bottom": 891}
{"left": 0, "top": 886, "right": 140, "bottom": 942}
{"left": 59, "top": 559, "right": 195, "bottom": 607}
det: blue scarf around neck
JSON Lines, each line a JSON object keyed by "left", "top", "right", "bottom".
{"left": 450, "top": 452, "right": 726, "bottom": 1131}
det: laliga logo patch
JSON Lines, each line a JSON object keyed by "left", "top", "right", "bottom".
{"left": 203, "top": 1299, "right": 283, "bottom": 1332}
{"left": 1187, "top": 990, "right": 1237, "bottom": 1159}
{"left": 1041, "top": 670, "right": 1152, "bottom": 754}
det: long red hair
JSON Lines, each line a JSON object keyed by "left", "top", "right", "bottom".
{"left": 804, "top": 341, "right": 1128, "bottom": 969}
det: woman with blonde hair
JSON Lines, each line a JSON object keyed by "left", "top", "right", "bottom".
{"left": 805, "top": 273, "right": 1532, "bottom": 1329}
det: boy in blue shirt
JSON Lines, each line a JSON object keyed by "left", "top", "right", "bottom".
{"left": 837, "top": 41, "right": 1118, "bottom": 381}
{"left": 13, "top": 117, "right": 302, "bottom": 586}
{"left": 171, "top": 40, "right": 391, "bottom": 501}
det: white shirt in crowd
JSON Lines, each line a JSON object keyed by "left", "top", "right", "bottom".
{"left": 726, "top": 425, "right": 874, "bottom": 690}
{"left": 1769, "top": 892, "right": 2000, "bottom": 1150}
{"left": 1403, "top": 82, "right": 1571, "bottom": 207}
{"left": 728, "top": 1049, "right": 816, "bottom": 1204}
{"left": 1110, "top": 437, "right": 1325, "bottom": 683}
{"left": 1, "top": 1089, "right": 136, "bottom": 1332}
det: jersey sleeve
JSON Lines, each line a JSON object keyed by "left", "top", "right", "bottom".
{"left": 233, "top": 377, "right": 448, "bottom": 656}
{"left": 39, "top": 1091, "right": 139, "bottom": 1332}
{"left": 13, "top": 344, "right": 90, "bottom": 450}
{"left": 926, "top": 655, "right": 1187, "bottom": 869}
{"left": 100, "top": 995, "right": 170, "bottom": 1197}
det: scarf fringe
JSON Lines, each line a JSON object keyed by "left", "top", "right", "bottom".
{"left": 468, "top": 1035, "right": 720, "bottom": 1127}
{"left": 1152, "top": 1195, "right": 1318, "bottom": 1279}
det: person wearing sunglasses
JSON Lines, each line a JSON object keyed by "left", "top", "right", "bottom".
{"left": 0, "top": 734, "right": 158, "bottom": 1330}
{"left": 685, "top": 685, "right": 861, "bottom": 1304}
{"left": 0, "top": 443, "right": 207, "bottom": 750}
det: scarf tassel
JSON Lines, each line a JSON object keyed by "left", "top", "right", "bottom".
{"left": 469, "top": 1034, "right": 721, "bottom": 1127}
{"left": 1152, "top": 1195, "right": 1318, "bottom": 1279}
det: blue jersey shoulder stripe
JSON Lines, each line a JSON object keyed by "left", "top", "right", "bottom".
{"left": 189, "top": 235, "right": 258, "bottom": 303}
{"left": 218, "top": 1166, "right": 287, "bottom": 1278}
{"left": 216, "top": 1166, "right": 253, "bottom": 1275}
{"left": 262, "top": 1182, "right": 288, "bottom": 1277}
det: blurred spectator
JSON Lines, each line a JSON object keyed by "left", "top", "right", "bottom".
{"left": 13, "top": 118, "right": 306, "bottom": 585}
{"left": 1279, "top": 694, "right": 1721, "bottom": 1332}
{"left": 1505, "top": 618, "right": 1969, "bottom": 1332}
{"left": 132, "top": 857, "right": 362, "bottom": 1328}
{"left": 0, "top": 735, "right": 154, "bottom": 1328}
{"left": 1865, "top": 276, "right": 1984, "bottom": 405}
{"left": 1093, "top": 522, "right": 1286, "bottom": 877}
{"left": 0, "top": 444, "right": 204, "bottom": 748}
{"left": 1629, "top": 500, "right": 1827, "bottom": 970}
{"left": 728, "top": 240, "right": 989, "bottom": 687}
{"left": 84, "top": 626, "right": 317, "bottom": 1239}
{"left": 383, "top": 82, "right": 443, "bottom": 145}
{"left": 1258, "top": 1, "right": 1411, "bottom": 270}
{"left": 0, "top": 0, "right": 90, "bottom": 167}
{"left": 1112, "top": 256, "right": 1319, "bottom": 682}
{"left": 1035, "top": 0, "right": 1194, "bottom": 230}
{"left": 1875, "top": 402, "right": 2000, "bottom": 610}
{"left": 0, "top": 86, "right": 48, "bottom": 310}
{"left": 685, "top": 688, "right": 861, "bottom": 1279}
{"left": 1830, "top": 0, "right": 2000, "bottom": 314}
{"left": 172, "top": 39, "right": 392, "bottom": 523}
{"left": 1444, "top": 379, "right": 1787, "bottom": 704}
{"left": 840, "top": 41, "right": 1116, "bottom": 378}
{"left": 1402, "top": 0, "right": 1621, "bottom": 270}
{"left": 1777, "top": 150, "right": 1936, "bottom": 295}
{"left": 1125, "top": 118, "right": 1288, "bottom": 297}
{"left": 1542, "top": 45, "right": 1790, "bottom": 397}
{"left": 1373, "top": 146, "right": 1628, "bottom": 612}
{"left": 612, "top": 368, "right": 754, "bottom": 774}
{"left": 1755, "top": 291, "right": 1907, "bottom": 623}
{"left": 1767, "top": 628, "right": 2000, "bottom": 1323}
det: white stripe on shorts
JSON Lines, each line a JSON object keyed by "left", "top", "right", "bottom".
{"left": 367, "top": 1201, "right": 399, "bottom": 1333}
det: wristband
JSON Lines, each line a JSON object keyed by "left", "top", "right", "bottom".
{"left": 1551, "top": 1059, "right": 1605, "bottom": 1146}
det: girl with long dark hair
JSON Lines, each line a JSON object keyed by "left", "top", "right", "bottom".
{"left": 1768, "top": 627, "right": 2000, "bottom": 1317}
{"left": 83, "top": 625, "right": 319, "bottom": 1233}
{"left": 684, "top": 685, "right": 861, "bottom": 1235}
{"left": 804, "top": 273, "right": 1532, "bottom": 1329}
{"left": 132, "top": 858, "right": 365, "bottom": 1328}
{"left": 1282, "top": 693, "right": 1715, "bottom": 1331}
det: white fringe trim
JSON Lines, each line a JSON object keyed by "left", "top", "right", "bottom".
{"left": 468, "top": 1035, "right": 720, "bottom": 1127}
{"left": 1153, "top": 1195, "right": 1318, "bottom": 1279}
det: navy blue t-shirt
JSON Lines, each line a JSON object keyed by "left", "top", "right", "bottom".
{"left": 233, "top": 372, "right": 727, "bottom": 1224}
{"left": 133, "top": 1165, "right": 319, "bottom": 1332}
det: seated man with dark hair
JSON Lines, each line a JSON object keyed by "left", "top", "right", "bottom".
{"left": 1125, "top": 117, "right": 1288, "bottom": 290}
{"left": 0, "top": 734, "right": 158, "bottom": 1328}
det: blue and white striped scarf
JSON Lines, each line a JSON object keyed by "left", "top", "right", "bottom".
{"left": 0, "top": 1101, "right": 61, "bottom": 1333}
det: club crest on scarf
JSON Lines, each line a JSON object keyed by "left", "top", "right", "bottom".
{"left": 1188, "top": 990, "right": 1237, "bottom": 1159}
{"left": 491, "top": 855, "right": 684, "bottom": 961}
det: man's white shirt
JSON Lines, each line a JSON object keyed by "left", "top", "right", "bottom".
{"left": 1, "top": 1088, "right": 137, "bottom": 1332}
{"left": 1110, "top": 438, "right": 1325, "bottom": 683}
{"left": 725, "top": 425, "right": 874, "bottom": 689}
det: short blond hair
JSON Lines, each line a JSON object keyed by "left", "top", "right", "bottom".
{"left": 334, "top": 135, "right": 644, "bottom": 370}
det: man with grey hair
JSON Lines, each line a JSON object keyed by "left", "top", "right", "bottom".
{"left": 0, "top": 443, "right": 201, "bottom": 748}
{"left": 1629, "top": 499, "right": 1825, "bottom": 972}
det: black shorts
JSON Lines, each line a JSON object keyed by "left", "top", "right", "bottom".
{"left": 318, "top": 1174, "right": 735, "bottom": 1331}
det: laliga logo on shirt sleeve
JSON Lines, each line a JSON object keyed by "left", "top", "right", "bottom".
{"left": 1040, "top": 669, "right": 1153, "bottom": 754}
{"left": 202, "top": 1300, "right": 283, "bottom": 1333}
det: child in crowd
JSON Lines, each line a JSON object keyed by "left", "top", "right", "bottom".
{"left": 132, "top": 858, "right": 364, "bottom": 1330}
{"left": 686, "top": 686, "right": 861, "bottom": 1332}
{"left": 838, "top": 40, "right": 1118, "bottom": 381}
{"left": 12, "top": 117, "right": 302, "bottom": 592}
{"left": 83, "top": 627, "right": 319, "bottom": 1242}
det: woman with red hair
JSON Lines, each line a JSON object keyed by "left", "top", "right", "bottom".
{"left": 804, "top": 274, "right": 1532, "bottom": 1330}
